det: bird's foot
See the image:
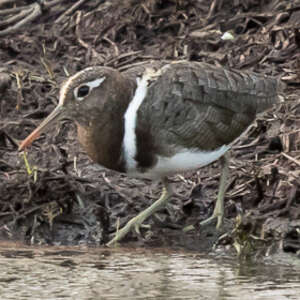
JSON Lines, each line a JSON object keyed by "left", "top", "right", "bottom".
{"left": 107, "top": 178, "right": 173, "bottom": 247}
{"left": 106, "top": 213, "right": 150, "bottom": 247}
{"left": 183, "top": 212, "right": 223, "bottom": 233}
{"left": 200, "top": 212, "right": 223, "bottom": 229}
{"left": 184, "top": 153, "right": 229, "bottom": 233}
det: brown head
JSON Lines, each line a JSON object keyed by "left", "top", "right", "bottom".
{"left": 19, "top": 66, "right": 135, "bottom": 154}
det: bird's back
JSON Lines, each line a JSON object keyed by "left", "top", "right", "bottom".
{"left": 133, "top": 61, "right": 283, "bottom": 161}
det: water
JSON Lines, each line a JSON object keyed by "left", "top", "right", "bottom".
{"left": 0, "top": 243, "right": 299, "bottom": 300}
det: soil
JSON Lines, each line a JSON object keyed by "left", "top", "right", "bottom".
{"left": 0, "top": 0, "right": 299, "bottom": 258}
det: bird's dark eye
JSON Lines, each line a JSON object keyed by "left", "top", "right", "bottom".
{"left": 77, "top": 85, "right": 90, "bottom": 98}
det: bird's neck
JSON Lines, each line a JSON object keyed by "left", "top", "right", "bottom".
{"left": 76, "top": 76, "right": 136, "bottom": 172}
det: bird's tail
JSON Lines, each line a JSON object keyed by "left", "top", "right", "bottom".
{"left": 255, "top": 76, "right": 285, "bottom": 113}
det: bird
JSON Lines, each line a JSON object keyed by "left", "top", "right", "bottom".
{"left": 19, "top": 60, "right": 283, "bottom": 246}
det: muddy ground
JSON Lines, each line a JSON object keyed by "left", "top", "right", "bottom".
{"left": 0, "top": 0, "right": 299, "bottom": 258}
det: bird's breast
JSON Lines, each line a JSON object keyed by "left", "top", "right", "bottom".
{"left": 76, "top": 122, "right": 126, "bottom": 173}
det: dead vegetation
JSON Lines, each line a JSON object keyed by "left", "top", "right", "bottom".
{"left": 0, "top": 0, "right": 299, "bottom": 255}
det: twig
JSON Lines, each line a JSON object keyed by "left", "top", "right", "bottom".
{"left": 0, "top": 6, "right": 25, "bottom": 16}
{"left": 281, "top": 152, "right": 300, "bottom": 167}
{"left": 0, "top": 0, "right": 17, "bottom": 8}
{"left": 207, "top": 0, "right": 223, "bottom": 19}
{"left": 40, "top": 43, "right": 55, "bottom": 80}
{"left": 106, "top": 50, "right": 142, "bottom": 66}
{"left": 6, "top": 201, "right": 59, "bottom": 228}
{"left": 74, "top": 11, "right": 102, "bottom": 61}
{"left": 14, "top": 71, "right": 23, "bottom": 111}
{"left": 0, "top": 7, "right": 32, "bottom": 27}
{"left": 55, "top": 0, "right": 88, "bottom": 24}
{"left": 44, "top": 0, "right": 63, "bottom": 8}
{"left": 102, "top": 36, "right": 119, "bottom": 57}
{"left": 102, "top": 173, "right": 133, "bottom": 204}
{"left": 0, "top": 3, "right": 41, "bottom": 37}
{"left": 0, "top": 0, "right": 64, "bottom": 36}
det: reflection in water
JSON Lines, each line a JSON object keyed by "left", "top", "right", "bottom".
{"left": 0, "top": 244, "right": 299, "bottom": 300}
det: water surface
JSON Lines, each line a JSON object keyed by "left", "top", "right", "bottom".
{"left": 0, "top": 244, "right": 299, "bottom": 300}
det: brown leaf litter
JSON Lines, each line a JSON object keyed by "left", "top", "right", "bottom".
{"left": 0, "top": 0, "right": 299, "bottom": 256}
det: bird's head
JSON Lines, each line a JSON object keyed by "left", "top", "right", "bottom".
{"left": 19, "top": 66, "right": 125, "bottom": 150}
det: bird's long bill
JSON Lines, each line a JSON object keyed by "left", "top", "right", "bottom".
{"left": 19, "top": 105, "right": 65, "bottom": 151}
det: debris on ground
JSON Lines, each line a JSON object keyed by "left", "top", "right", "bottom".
{"left": 0, "top": 0, "right": 299, "bottom": 256}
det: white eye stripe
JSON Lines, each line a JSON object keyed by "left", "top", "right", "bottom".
{"left": 74, "top": 77, "right": 106, "bottom": 101}
{"left": 85, "top": 77, "right": 106, "bottom": 89}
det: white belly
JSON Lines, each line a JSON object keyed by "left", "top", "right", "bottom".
{"left": 127, "top": 144, "right": 230, "bottom": 179}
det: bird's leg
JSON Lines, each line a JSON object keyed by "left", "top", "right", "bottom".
{"left": 107, "top": 177, "right": 173, "bottom": 246}
{"left": 199, "top": 152, "right": 230, "bottom": 229}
